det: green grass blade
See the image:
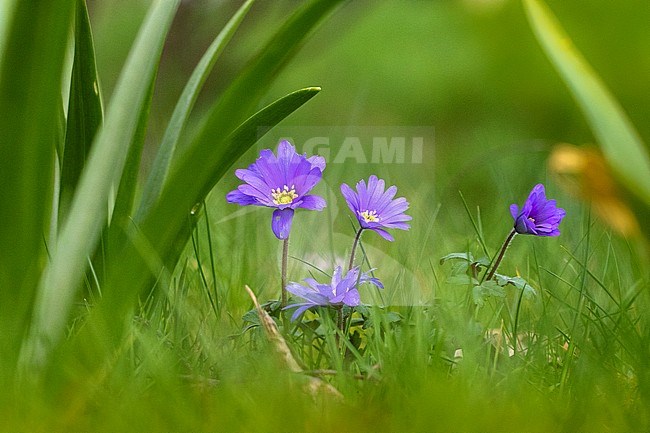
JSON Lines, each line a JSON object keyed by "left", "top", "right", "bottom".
{"left": 60, "top": 0, "right": 104, "bottom": 224}
{"left": 0, "top": 0, "right": 74, "bottom": 376}
{"left": 524, "top": 0, "right": 650, "bottom": 206}
{"left": 137, "top": 0, "right": 255, "bottom": 219}
{"left": 20, "top": 0, "right": 181, "bottom": 374}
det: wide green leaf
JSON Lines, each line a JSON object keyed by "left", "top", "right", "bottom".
{"left": 20, "top": 0, "right": 181, "bottom": 375}
{"left": 524, "top": 0, "right": 650, "bottom": 206}
{"left": 0, "top": 0, "right": 74, "bottom": 378}
{"left": 137, "top": 0, "right": 255, "bottom": 220}
{"left": 59, "top": 0, "right": 104, "bottom": 225}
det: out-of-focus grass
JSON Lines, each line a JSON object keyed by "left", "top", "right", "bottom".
{"left": 11, "top": 194, "right": 648, "bottom": 432}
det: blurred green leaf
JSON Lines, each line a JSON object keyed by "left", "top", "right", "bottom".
{"left": 21, "top": 0, "right": 181, "bottom": 374}
{"left": 494, "top": 273, "right": 537, "bottom": 297}
{"left": 137, "top": 0, "right": 255, "bottom": 220}
{"left": 0, "top": 0, "right": 74, "bottom": 376}
{"left": 60, "top": 0, "right": 103, "bottom": 225}
{"left": 524, "top": 0, "right": 650, "bottom": 207}
{"left": 473, "top": 280, "right": 505, "bottom": 307}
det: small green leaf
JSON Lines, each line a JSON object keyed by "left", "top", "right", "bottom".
{"left": 473, "top": 280, "right": 505, "bottom": 307}
{"left": 242, "top": 309, "right": 261, "bottom": 326}
{"left": 476, "top": 257, "right": 491, "bottom": 268}
{"left": 439, "top": 252, "right": 475, "bottom": 265}
{"left": 494, "top": 273, "right": 537, "bottom": 297}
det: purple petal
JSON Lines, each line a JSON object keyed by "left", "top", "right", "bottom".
{"left": 226, "top": 189, "right": 258, "bottom": 206}
{"left": 361, "top": 273, "right": 384, "bottom": 289}
{"left": 284, "top": 304, "right": 314, "bottom": 321}
{"left": 332, "top": 266, "right": 343, "bottom": 287}
{"left": 336, "top": 267, "right": 360, "bottom": 298}
{"left": 298, "top": 195, "right": 326, "bottom": 211}
{"left": 509, "top": 204, "right": 519, "bottom": 220}
{"left": 316, "top": 283, "right": 335, "bottom": 299}
{"left": 374, "top": 185, "right": 398, "bottom": 213}
{"left": 286, "top": 282, "right": 312, "bottom": 298}
{"left": 271, "top": 208, "right": 294, "bottom": 240}
{"left": 236, "top": 172, "right": 274, "bottom": 201}
{"left": 238, "top": 184, "right": 273, "bottom": 206}
{"left": 254, "top": 156, "right": 283, "bottom": 191}
{"left": 307, "top": 155, "right": 326, "bottom": 171}
{"left": 381, "top": 213, "right": 413, "bottom": 224}
{"left": 342, "top": 289, "right": 360, "bottom": 307}
{"left": 287, "top": 282, "right": 329, "bottom": 305}
{"left": 381, "top": 221, "right": 410, "bottom": 230}
{"left": 366, "top": 176, "right": 386, "bottom": 209}
{"left": 277, "top": 140, "right": 297, "bottom": 162}
{"left": 355, "top": 178, "right": 369, "bottom": 210}
{"left": 340, "top": 183, "right": 360, "bottom": 213}
{"left": 378, "top": 198, "right": 409, "bottom": 219}
{"left": 303, "top": 278, "right": 320, "bottom": 290}
{"left": 370, "top": 227, "right": 395, "bottom": 241}
{"left": 292, "top": 164, "right": 323, "bottom": 195}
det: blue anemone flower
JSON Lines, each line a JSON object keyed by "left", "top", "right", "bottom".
{"left": 284, "top": 266, "right": 383, "bottom": 321}
{"left": 226, "top": 140, "right": 326, "bottom": 239}
{"left": 510, "top": 184, "right": 565, "bottom": 236}
{"left": 340, "top": 175, "right": 411, "bottom": 241}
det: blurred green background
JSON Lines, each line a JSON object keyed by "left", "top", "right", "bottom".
{"left": 88, "top": 0, "right": 650, "bottom": 220}
{"left": 86, "top": 1, "right": 650, "bottom": 298}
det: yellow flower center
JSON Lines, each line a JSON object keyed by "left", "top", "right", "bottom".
{"left": 360, "top": 210, "right": 380, "bottom": 223}
{"left": 271, "top": 185, "right": 298, "bottom": 205}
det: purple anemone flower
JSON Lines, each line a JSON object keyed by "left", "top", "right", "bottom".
{"left": 510, "top": 184, "right": 566, "bottom": 236}
{"left": 226, "top": 140, "right": 326, "bottom": 239}
{"left": 340, "top": 175, "right": 411, "bottom": 241}
{"left": 284, "top": 266, "right": 383, "bottom": 321}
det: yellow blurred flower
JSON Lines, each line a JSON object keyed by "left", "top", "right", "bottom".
{"left": 549, "top": 143, "right": 640, "bottom": 237}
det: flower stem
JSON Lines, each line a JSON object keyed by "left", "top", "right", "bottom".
{"left": 348, "top": 228, "right": 364, "bottom": 271}
{"left": 281, "top": 237, "right": 289, "bottom": 308}
{"left": 485, "top": 229, "right": 517, "bottom": 281}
